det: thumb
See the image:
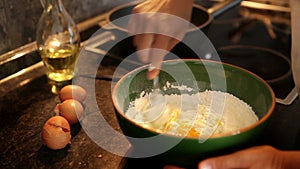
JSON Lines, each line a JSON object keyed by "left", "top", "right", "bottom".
{"left": 198, "top": 146, "right": 281, "bottom": 169}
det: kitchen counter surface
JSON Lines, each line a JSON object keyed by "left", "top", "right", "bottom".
{"left": 1, "top": 2, "right": 300, "bottom": 168}
{"left": 0, "top": 65, "right": 125, "bottom": 169}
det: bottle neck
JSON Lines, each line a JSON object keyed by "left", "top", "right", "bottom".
{"left": 40, "top": 0, "right": 64, "bottom": 11}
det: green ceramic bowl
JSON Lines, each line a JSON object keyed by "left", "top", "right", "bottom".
{"left": 112, "top": 59, "right": 275, "bottom": 166}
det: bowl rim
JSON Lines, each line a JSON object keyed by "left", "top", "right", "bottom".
{"left": 112, "top": 59, "right": 276, "bottom": 140}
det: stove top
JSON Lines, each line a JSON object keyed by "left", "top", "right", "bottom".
{"left": 205, "top": 1, "right": 297, "bottom": 104}
{"left": 84, "top": 1, "right": 297, "bottom": 105}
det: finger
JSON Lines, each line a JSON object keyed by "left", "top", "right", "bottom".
{"left": 127, "top": 0, "right": 151, "bottom": 32}
{"left": 147, "top": 35, "right": 171, "bottom": 80}
{"left": 167, "top": 38, "right": 180, "bottom": 51}
{"left": 147, "top": 68, "right": 160, "bottom": 80}
{"left": 198, "top": 149, "right": 256, "bottom": 169}
{"left": 133, "top": 0, "right": 152, "bottom": 13}
{"left": 150, "top": 34, "right": 171, "bottom": 69}
{"left": 134, "top": 34, "right": 154, "bottom": 63}
{"left": 163, "top": 165, "right": 186, "bottom": 169}
{"left": 133, "top": 34, "right": 153, "bottom": 48}
{"left": 198, "top": 156, "right": 242, "bottom": 169}
{"left": 128, "top": 13, "right": 147, "bottom": 35}
{"left": 149, "top": 48, "right": 166, "bottom": 72}
{"left": 127, "top": 14, "right": 138, "bottom": 35}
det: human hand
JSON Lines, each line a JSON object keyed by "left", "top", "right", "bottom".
{"left": 164, "top": 145, "right": 300, "bottom": 169}
{"left": 197, "top": 146, "right": 283, "bottom": 169}
{"left": 128, "top": 0, "right": 193, "bottom": 80}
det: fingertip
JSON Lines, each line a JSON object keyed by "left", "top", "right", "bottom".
{"left": 150, "top": 48, "right": 166, "bottom": 70}
{"left": 198, "top": 162, "right": 212, "bottom": 169}
{"left": 147, "top": 68, "right": 160, "bottom": 80}
{"left": 198, "top": 160, "right": 214, "bottom": 169}
{"left": 163, "top": 165, "right": 185, "bottom": 169}
{"left": 163, "top": 165, "right": 174, "bottom": 169}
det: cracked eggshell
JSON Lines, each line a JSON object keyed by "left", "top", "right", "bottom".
{"left": 41, "top": 116, "right": 71, "bottom": 150}
{"left": 55, "top": 99, "right": 84, "bottom": 124}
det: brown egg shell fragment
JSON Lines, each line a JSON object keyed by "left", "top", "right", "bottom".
{"left": 56, "top": 99, "right": 84, "bottom": 124}
{"left": 41, "top": 116, "right": 71, "bottom": 150}
{"left": 59, "top": 85, "right": 87, "bottom": 102}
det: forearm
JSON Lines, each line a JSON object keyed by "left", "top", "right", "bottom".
{"left": 290, "top": 0, "right": 300, "bottom": 94}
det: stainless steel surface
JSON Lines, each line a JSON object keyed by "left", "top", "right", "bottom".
{"left": 276, "top": 87, "right": 298, "bottom": 105}
{"left": 241, "top": 1, "right": 290, "bottom": 13}
{"left": 0, "top": 12, "right": 107, "bottom": 66}
{"left": 208, "top": 0, "right": 242, "bottom": 17}
{"left": 0, "top": 62, "right": 45, "bottom": 97}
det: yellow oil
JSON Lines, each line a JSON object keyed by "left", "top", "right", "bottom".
{"left": 40, "top": 44, "right": 79, "bottom": 82}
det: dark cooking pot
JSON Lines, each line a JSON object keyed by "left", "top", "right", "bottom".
{"left": 99, "top": 0, "right": 242, "bottom": 32}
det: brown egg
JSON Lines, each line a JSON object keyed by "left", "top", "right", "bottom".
{"left": 59, "top": 85, "right": 87, "bottom": 102}
{"left": 41, "top": 116, "right": 71, "bottom": 150}
{"left": 55, "top": 99, "right": 84, "bottom": 124}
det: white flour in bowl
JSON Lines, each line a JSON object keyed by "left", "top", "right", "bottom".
{"left": 125, "top": 90, "right": 258, "bottom": 137}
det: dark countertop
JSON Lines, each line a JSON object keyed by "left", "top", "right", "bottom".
{"left": 1, "top": 54, "right": 300, "bottom": 169}
{"left": 0, "top": 67, "right": 125, "bottom": 169}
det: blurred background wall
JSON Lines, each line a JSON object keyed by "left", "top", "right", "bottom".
{"left": 0, "top": 0, "right": 132, "bottom": 55}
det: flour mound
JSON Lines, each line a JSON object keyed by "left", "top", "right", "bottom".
{"left": 125, "top": 90, "right": 258, "bottom": 137}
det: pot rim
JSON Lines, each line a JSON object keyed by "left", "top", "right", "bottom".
{"left": 104, "top": 1, "right": 212, "bottom": 33}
